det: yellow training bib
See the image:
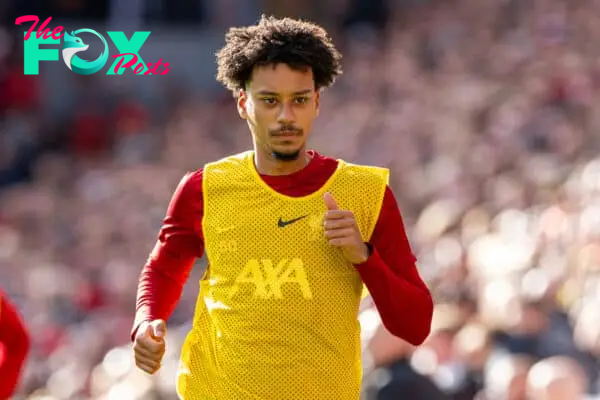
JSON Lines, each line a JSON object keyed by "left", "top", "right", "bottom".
{"left": 177, "top": 151, "right": 388, "bottom": 400}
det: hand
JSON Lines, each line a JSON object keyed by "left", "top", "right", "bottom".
{"left": 133, "top": 319, "right": 167, "bottom": 375}
{"left": 323, "top": 192, "right": 370, "bottom": 264}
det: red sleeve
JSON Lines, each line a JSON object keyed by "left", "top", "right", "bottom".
{"left": 0, "top": 293, "right": 30, "bottom": 399}
{"left": 131, "top": 170, "right": 205, "bottom": 341}
{"left": 354, "top": 187, "right": 433, "bottom": 345}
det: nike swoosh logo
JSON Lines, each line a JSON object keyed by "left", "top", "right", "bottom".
{"left": 278, "top": 215, "right": 309, "bottom": 228}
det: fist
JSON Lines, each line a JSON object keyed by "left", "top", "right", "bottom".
{"left": 323, "top": 192, "right": 369, "bottom": 264}
{"left": 133, "top": 319, "right": 167, "bottom": 375}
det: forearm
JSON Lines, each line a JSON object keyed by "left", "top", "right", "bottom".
{"left": 131, "top": 255, "right": 195, "bottom": 341}
{"left": 0, "top": 297, "right": 30, "bottom": 398}
{"left": 132, "top": 169, "right": 205, "bottom": 340}
{"left": 0, "top": 343, "right": 29, "bottom": 398}
{"left": 356, "top": 249, "right": 433, "bottom": 345}
{"left": 359, "top": 186, "right": 434, "bottom": 345}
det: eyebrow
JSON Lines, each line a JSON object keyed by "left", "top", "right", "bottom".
{"left": 255, "top": 89, "right": 313, "bottom": 96}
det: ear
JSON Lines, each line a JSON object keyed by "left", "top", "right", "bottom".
{"left": 315, "top": 90, "right": 320, "bottom": 117}
{"left": 237, "top": 89, "right": 247, "bottom": 120}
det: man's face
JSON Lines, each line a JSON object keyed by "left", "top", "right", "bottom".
{"left": 238, "top": 63, "right": 320, "bottom": 161}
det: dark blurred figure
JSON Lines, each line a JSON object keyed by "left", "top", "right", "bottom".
{"left": 365, "top": 320, "right": 451, "bottom": 400}
{"left": 145, "top": 0, "right": 207, "bottom": 24}
{"left": 5, "top": 0, "right": 109, "bottom": 22}
{"left": 342, "top": 0, "right": 389, "bottom": 35}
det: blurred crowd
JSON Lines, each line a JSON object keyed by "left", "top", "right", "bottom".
{"left": 1, "top": 0, "right": 600, "bottom": 399}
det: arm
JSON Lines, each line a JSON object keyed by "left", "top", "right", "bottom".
{"left": 131, "top": 170, "right": 205, "bottom": 341}
{"left": 355, "top": 187, "right": 433, "bottom": 345}
{"left": 0, "top": 293, "right": 30, "bottom": 399}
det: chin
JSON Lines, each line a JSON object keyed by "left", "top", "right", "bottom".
{"left": 271, "top": 148, "right": 302, "bottom": 161}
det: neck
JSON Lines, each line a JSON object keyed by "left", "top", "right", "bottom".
{"left": 254, "top": 148, "right": 310, "bottom": 176}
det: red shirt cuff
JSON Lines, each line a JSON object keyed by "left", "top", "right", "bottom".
{"left": 353, "top": 242, "right": 376, "bottom": 268}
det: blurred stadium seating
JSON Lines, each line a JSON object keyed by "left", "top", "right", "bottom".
{"left": 1, "top": 0, "right": 599, "bottom": 399}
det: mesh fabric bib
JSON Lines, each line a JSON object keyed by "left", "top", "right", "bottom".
{"left": 177, "top": 151, "right": 388, "bottom": 400}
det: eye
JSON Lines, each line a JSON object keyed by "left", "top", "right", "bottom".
{"left": 294, "top": 97, "right": 308, "bottom": 104}
{"left": 261, "top": 97, "right": 277, "bottom": 105}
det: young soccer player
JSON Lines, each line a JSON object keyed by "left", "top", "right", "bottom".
{"left": 132, "top": 15, "right": 433, "bottom": 399}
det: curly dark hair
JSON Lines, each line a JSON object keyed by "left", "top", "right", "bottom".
{"left": 216, "top": 15, "right": 343, "bottom": 93}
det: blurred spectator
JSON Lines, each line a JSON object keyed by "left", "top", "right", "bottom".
{"left": 68, "top": 100, "right": 110, "bottom": 159}
{"left": 364, "top": 314, "right": 450, "bottom": 400}
{"left": 526, "top": 356, "right": 589, "bottom": 400}
{"left": 481, "top": 354, "right": 533, "bottom": 400}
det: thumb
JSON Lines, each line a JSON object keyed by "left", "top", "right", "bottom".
{"left": 150, "top": 319, "right": 167, "bottom": 339}
{"left": 138, "top": 322, "right": 154, "bottom": 339}
{"left": 324, "top": 192, "right": 338, "bottom": 211}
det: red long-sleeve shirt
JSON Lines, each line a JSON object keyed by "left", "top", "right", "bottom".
{"left": 0, "top": 291, "right": 30, "bottom": 399}
{"left": 132, "top": 151, "right": 433, "bottom": 345}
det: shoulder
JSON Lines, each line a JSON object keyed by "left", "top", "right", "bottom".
{"left": 167, "top": 168, "right": 204, "bottom": 209}
{"left": 337, "top": 159, "right": 390, "bottom": 184}
{"left": 204, "top": 151, "right": 252, "bottom": 171}
{"left": 176, "top": 151, "right": 254, "bottom": 192}
{"left": 177, "top": 168, "right": 204, "bottom": 192}
{"left": 310, "top": 150, "right": 388, "bottom": 180}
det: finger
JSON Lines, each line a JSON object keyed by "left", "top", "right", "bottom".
{"left": 135, "top": 356, "right": 162, "bottom": 368}
{"left": 136, "top": 335, "right": 164, "bottom": 352}
{"left": 137, "top": 322, "right": 154, "bottom": 340}
{"left": 151, "top": 320, "right": 167, "bottom": 339}
{"left": 134, "top": 344, "right": 164, "bottom": 360}
{"left": 324, "top": 228, "right": 355, "bottom": 239}
{"left": 324, "top": 192, "right": 339, "bottom": 211}
{"left": 328, "top": 237, "right": 354, "bottom": 246}
{"left": 323, "top": 218, "right": 355, "bottom": 230}
{"left": 324, "top": 210, "right": 352, "bottom": 220}
{"left": 136, "top": 358, "right": 160, "bottom": 373}
{"left": 137, "top": 360, "right": 161, "bottom": 375}
{"left": 136, "top": 336, "right": 165, "bottom": 353}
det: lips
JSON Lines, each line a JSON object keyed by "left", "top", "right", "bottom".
{"left": 273, "top": 131, "right": 300, "bottom": 137}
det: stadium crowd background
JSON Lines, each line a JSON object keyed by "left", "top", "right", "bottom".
{"left": 1, "top": 0, "right": 599, "bottom": 398}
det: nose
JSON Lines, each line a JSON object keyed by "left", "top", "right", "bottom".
{"left": 277, "top": 102, "right": 295, "bottom": 124}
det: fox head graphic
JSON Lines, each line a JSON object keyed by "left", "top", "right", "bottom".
{"left": 62, "top": 31, "right": 89, "bottom": 70}
{"left": 60, "top": 29, "right": 109, "bottom": 75}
